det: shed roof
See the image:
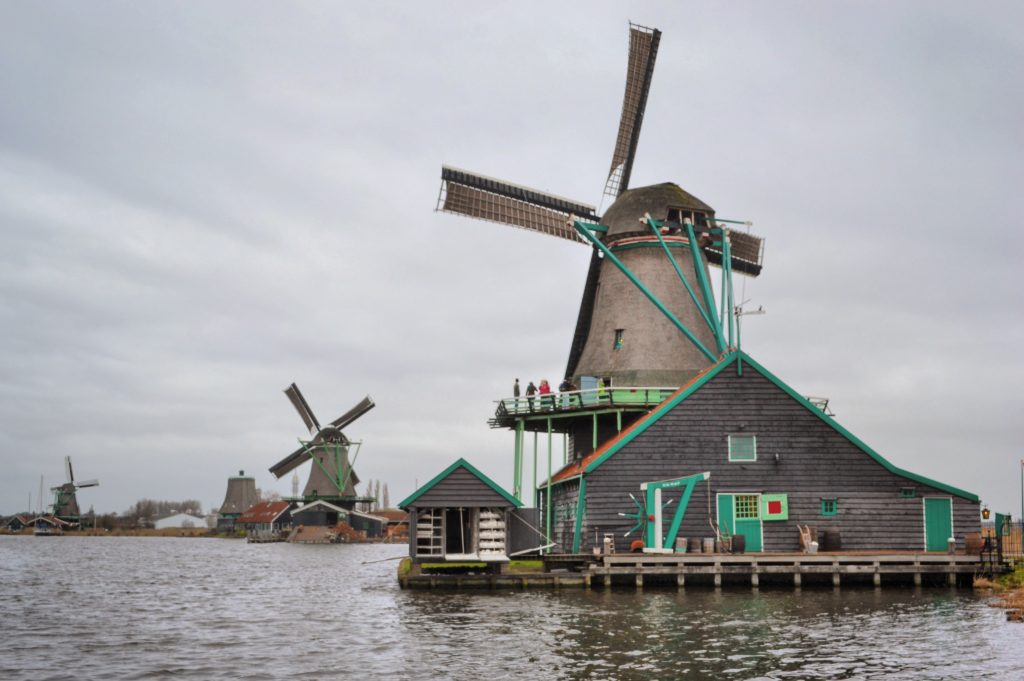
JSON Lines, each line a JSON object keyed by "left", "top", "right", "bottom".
{"left": 398, "top": 458, "right": 521, "bottom": 510}
{"left": 548, "top": 351, "right": 978, "bottom": 502}
{"left": 236, "top": 501, "right": 291, "bottom": 524}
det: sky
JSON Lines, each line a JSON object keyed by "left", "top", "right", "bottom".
{"left": 1, "top": 1, "right": 1022, "bottom": 517}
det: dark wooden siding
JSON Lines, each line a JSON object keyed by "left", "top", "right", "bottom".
{"left": 562, "top": 363, "right": 979, "bottom": 553}
{"left": 409, "top": 467, "right": 514, "bottom": 509}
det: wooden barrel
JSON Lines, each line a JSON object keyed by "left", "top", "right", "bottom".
{"left": 732, "top": 534, "right": 746, "bottom": 554}
{"left": 702, "top": 538, "right": 715, "bottom": 554}
{"left": 688, "top": 536, "right": 702, "bottom": 553}
{"left": 965, "top": 533, "right": 983, "bottom": 555}
{"left": 821, "top": 529, "right": 842, "bottom": 551}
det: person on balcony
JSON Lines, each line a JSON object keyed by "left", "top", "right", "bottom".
{"left": 538, "top": 379, "right": 552, "bottom": 410}
{"left": 526, "top": 381, "right": 537, "bottom": 411}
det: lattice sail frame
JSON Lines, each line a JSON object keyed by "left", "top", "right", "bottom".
{"left": 438, "top": 166, "right": 596, "bottom": 243}
{"left": 603, "top": 23, "right": 661, "bottom": 201}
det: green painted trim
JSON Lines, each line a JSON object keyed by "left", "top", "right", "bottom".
{"left": 398, "top": 458, "right": 522, "bottom": 509}
{"left": 736, "top": 353, "right": 979, "bottom": 502}
{"left": 821, "top": 498, "right": 838, "bottom": 516}
{"left": 574, "top": 221, "right": 717, "bottom": 362}
{"left": 581, "top": 350, "right": 979, "bottom": 502}
{"left": 608, "top": 241, "right": 688, "bottom": 253}
{"left": 572, "top": 476, "right": 587, "bottom": 553}
{"left": 583, "top": 358, "right": 735, "bottom": 474}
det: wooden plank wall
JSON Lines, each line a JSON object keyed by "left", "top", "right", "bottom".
{"left": 551, "top": 363, "right": 979, "bottom": 553}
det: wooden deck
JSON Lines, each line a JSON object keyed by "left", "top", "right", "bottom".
{"left": 399, "top": 552, "right": 982, "bottom": 590}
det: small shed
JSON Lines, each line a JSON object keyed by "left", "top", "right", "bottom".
{"left": 399, "top": 458, "right": 522, "bottom": 564}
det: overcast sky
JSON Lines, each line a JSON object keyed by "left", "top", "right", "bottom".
{"left": 2, "top": 1, "right": 1021, "bottom": 517}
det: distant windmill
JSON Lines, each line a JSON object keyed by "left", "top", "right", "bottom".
{"left": 269, "top": 383, "right": 375, "bottom": 507}
{"left": 50, "top": 456, "right": 99, "bottom": 524}
{"left": 437, "top": 23, "right": 765, "bottom": 388}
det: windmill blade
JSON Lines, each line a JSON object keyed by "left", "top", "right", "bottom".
{"left": 75, "top": 479, "right": 99, "bottom": 488}
{"left": 284, "top": 383, "right": 321, "bottom": 434}
{"left": 703, "top": 230, "right": 765, "bottom": 277}
{"left": 438, "top": 166, "right": 596, "bottom": 243}
{"left": 65, "top": 456, "right": 74, "bottom": 484}
{"left": 603, "top": 23, "right": 661, "bottom": 200}
{"left": 328, "top": 396, "right": 376, "bottom": 431}
{"left": 269, "top": 442, "right": 311, "bottom": 479}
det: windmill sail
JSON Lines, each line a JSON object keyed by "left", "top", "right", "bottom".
{"left": 438, "top": 166, "right": 596, "bottom": 243}
{"left": 603, "top": 23, "right": 661, "bottom": 200}
{"left": 703, "top": 230, "right": 766, "bottom": 277}
{"left": 284, "top": 383, "right": 321, "bottom": 434}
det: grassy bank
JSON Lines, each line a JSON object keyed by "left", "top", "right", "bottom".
{"left": 978, "top": 564, "right": 1024, "bottom": 622}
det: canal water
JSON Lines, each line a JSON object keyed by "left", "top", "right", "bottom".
{"left": 1, "top": 537, "right": 1020, "bottom": 680}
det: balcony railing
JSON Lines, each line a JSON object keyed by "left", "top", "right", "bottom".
{"left": 494, "top": 387, "right": 679, "bottom": 418}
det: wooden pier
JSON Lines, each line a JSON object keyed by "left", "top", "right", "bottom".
{"left": 399, "top": 552, "right": 982, "bottom": 590}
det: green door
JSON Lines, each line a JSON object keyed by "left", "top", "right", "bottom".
{"left": 717, "top": 493, "right": 762, "bottom": 552}
{"left": 924, "top": 497, "right": 953, "bottom": 551}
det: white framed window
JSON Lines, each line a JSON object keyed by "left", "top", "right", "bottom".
{"left": 728, "top": 434, "right": 757, "bottom": 462}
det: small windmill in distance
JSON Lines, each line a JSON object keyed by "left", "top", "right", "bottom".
{"left": 51, "top": 456, "right": 99, "bottom": 525}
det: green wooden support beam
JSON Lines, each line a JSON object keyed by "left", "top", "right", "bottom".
{"left": 683, "top": 221, "right": 725, "bottom": 355}
{"left": 574, "top": 221, "right": 717, "bottom": 362}
{"left": 546, "top": 418, "right": 553, "bottom": 554}
{"left": 643, "top": 471, "right": 710, "bottom": 550}
{"left": 643, "top": 214, "right": 723, "bottom": 351}
{"left": 572, "top": 476, "right": 587, "bottom": 554}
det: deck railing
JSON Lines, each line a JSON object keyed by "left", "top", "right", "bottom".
{"left": 494, "top": 386, "right": 679, "bottom": 417}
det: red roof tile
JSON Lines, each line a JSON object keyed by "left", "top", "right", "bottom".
{"left": 237, "top": 501, "right": 290, "bottom": 524}
{"left": 549, "top": 361, "right": 723, "bottom": 485}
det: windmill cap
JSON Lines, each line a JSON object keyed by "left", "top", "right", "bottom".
{"left": 602, "top": 183, "right": 715, "bottom": 237}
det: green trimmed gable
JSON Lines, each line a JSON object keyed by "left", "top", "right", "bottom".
{"left": 400, "top": 458, "right": 522, "bottom": 510}
{"left": 581, "top": 351, "right": 977, "bottom": 502}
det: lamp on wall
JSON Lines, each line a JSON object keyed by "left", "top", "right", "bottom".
{"left": 981, "top": 506, "right": 991, "bottom": 520}
{"left": 773, "top": 452, "right": 780, "bottom": 464}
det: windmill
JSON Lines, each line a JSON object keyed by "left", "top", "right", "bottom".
{"left": 437, "top": 23, "right": 765, "bottom": 389}
{"left": 50, "top": 456, "right": 99, "bottom": 524}
{"left": 269, "top": 383, "right": 375, "bottom": 507}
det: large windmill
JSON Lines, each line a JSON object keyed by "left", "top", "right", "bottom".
{"left": 51, "top": 456, "right": 99, "bottom": 524}
{"left": 437, "top": 23, "right": 765, "bottom": 389}
{"left": 269, "top": 383, "right": 375, "bottom": 507}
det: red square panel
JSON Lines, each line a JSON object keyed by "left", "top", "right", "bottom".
{"left": 767, "top": 500, "right": 782, "bottom": 515}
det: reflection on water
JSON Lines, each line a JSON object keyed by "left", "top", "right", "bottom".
{"left": 1, "top": 537, "right": 1019, "bottom": 680}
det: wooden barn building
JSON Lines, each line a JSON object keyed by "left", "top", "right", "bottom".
{"left": 541, "top": 351, "right": 979, "bottom": 555}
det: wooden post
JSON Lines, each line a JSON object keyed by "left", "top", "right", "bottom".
{"left": 832, "top": 560, "right": 841, "bottom": 588}
{"left": 714, "top": 561, "right": 722, "bottom": 588}
{"left": 914, "top": 559, "right": 922, "bottom": 587}
{"left": 676, "top": 572, "right": 685, "bottom": 588}
{"left": 751, "top": 562, "right": 759, "bottom": 589}
{"left": 873, "top": 561, "right": 881, "bottom": 587}
{"left": 636, "top": 573, "right": 644, "bottom": 589}
{"left": 793, "top": 571, "right": 801, "bottom": 588}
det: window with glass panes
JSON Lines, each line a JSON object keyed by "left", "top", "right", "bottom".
{"left": 728, "top": 434, "right": 757, "bottom": 462}
{"left": 735, "top": 495, "right": 759, "bottom": 519}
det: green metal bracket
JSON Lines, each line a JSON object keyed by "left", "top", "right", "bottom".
{"left": 574, "top": 221, "right": 717, "bottom": 362}
{"left": 643, "top": 214, "right": 724, "bottom": 352}
{"left": 642, "top": 471, "right": 711, "bottom": 551}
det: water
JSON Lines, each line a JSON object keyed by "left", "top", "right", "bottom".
{"left": 1, "top": 537, "right": 1020, "bottom": 680}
